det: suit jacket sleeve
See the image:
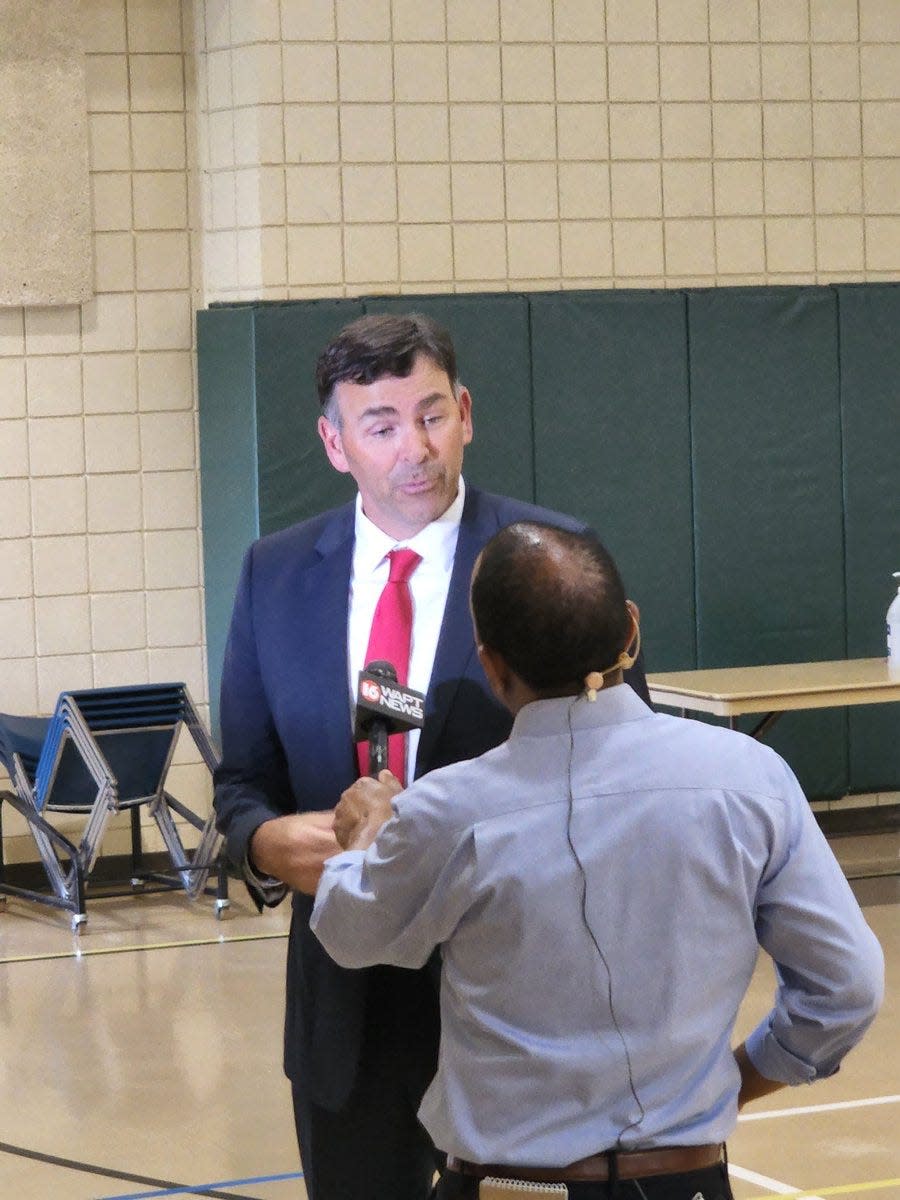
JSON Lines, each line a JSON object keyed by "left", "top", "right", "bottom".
{"left": 213, "top": 542, "right": 296, "bottom": 880}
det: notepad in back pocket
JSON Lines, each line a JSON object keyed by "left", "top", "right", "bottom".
{"left": 479, "top": 1180, "right": 568, "bottom": 1199}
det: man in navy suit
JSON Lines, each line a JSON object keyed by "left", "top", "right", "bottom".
{"left": 213, "top": 313, "right": 649, "bottom": 1200}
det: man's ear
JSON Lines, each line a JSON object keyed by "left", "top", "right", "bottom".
{"left": 626, "top": 600, "right": 640, "bottom": 646}
{"left": 618, "top": 600, "right": 641, "bottom": 669}
{"left": 318, "top": 414, "right": 350, "bottom": 474}
{"left": 477, "top": 643, "right": 512, "bottom": 705}
{"left": 457, "top": 386, "right": 474, "bottom": 447}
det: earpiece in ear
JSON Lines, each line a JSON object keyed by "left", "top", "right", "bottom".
{"left": 583, "top": 620, "right": 641, "bottom": 700}
{"left": 616, "top": 618, "right": 641, "bottom": 672}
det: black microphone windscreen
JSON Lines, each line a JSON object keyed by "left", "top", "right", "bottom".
{"left": 354, "top": 663, "right": 425, "bottom": 740}
{"left": 366, "top": 660, "right": 398, "bottom": 681}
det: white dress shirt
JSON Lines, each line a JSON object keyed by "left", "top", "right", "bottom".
{"left": 245, "top": 480, "right": 465, "bottom": 893}
{"left": 348, "top": 479, "right": 465, "bottom": 781}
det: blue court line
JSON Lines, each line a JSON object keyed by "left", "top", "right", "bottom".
{"left": 100, "top": 1170, "right": 303, "bottom": 1199}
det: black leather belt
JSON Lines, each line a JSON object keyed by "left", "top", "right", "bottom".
{"left": 446, "top": 1143, "right": 725, "bottom": 1184}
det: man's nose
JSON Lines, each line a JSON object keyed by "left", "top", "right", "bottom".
{"left": 398, "top": 424, "right": 432, "bottom": 461}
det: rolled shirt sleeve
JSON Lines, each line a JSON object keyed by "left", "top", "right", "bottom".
{"left": 745, "top": 761, "right": 884, "bottom": 1085}
{"left": 312, "top": 784, "right": 474, "bottom": 970}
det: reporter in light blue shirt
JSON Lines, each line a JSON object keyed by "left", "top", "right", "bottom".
{"left": 311, "top": 522, "right": 884, "bottom": 1200}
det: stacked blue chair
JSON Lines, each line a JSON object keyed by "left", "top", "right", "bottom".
{"left": 0, "top": 682, "right": 228, "bottom": 931}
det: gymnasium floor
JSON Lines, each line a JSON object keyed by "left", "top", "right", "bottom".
{"left": 0, "top": 834, "right": 896, "bottom": 1200}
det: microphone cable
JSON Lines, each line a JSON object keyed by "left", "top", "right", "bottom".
{"left": 564, "top": 696, "right": 647, "bottom": 1152}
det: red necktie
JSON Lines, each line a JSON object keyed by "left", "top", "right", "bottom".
{"left": 357, "top": 548, "right": 422, "bottom": 785}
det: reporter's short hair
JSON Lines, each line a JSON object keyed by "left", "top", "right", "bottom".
{"left": 471, "top": 522, "right": 631, "bottom": 693}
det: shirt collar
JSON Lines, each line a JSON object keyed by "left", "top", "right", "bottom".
{"left": 354, "top": 477, "right": 466, "bottom": 576}
{"left": 510, "top": 684, "right": 653, "bottom": 739}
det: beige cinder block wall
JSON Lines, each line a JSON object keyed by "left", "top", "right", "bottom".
{"left": 0, "top": 0, "right": 93, "bottom": 306}
{"left": 196, "top": 0, "right": 900, "bottom": 300}
{"left": 0, "top": 0, "right": 209, "bottom": 865}
{"left": 1, "top": 0, "right": 899, "bottom": 869}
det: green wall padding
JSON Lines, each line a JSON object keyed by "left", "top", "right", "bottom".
{"left": 529, "top": 291, "right": 695, "bottom": 672}
{"left": 197, "top": 284, "right": 899, "bottom": 797}
{"left": 688, "top": 288, "right": 848, "bottom": 797}
{"left": 255, "top": 300, "right": 364, "bottom": 534}
{"left": 839, "top": 284, "right": 900, "bottom": 790}
{"left": 197, "top": 307, "right": 259, "bottom": 734}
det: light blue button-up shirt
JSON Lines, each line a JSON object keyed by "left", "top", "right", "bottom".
{"left": 312, "top": 685, "right": 883, "bottom": 1166}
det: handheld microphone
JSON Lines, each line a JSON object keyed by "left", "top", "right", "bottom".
{"left": 353, "top": 660, "right": 426, "bottom": 778}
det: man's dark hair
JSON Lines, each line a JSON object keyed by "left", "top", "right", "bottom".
{"left": 471, "top": 522, "right": 631, "bottom": 694}
{"left": 316, "top": 313, "right": 459, "bottom": 420}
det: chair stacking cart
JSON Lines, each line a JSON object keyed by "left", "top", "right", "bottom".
{"left": 0, "top": 682, "right": 228, "bottom": 931}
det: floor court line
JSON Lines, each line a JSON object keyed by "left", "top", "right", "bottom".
{"left": 729, "top": 1163, "right": 823, "bottom": 1198}
{"left": 100, "top": 1170, "right": 303, "bottom": 1200}
{"left": 738, "top": 1094, "right": 900, "bottom": 1121}
{"left": 0, "top": 1139, "right": 272, "bottom": 1200}
{"left": 741, "top": 1179, "right": 900, "bottom": 1199}
{"left": 0, "top": 928, "right": 289, "bottom": 966}
{"left": 99, "top": 1168, "right": 900, "bottom": 1200}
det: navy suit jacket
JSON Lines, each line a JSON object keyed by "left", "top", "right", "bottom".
{"left": 214, "top": 485, "right": 649, "bottom": 1108}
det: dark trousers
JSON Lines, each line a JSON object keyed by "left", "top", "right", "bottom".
{"left": 291, "top": 966, "right": 442, "bottom": 1200}
{"left": 435, "top": 1163, "right": 733, "bottom": 1200}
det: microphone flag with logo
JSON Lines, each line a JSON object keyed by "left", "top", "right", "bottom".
{"left": 354, "top": 660, "right": 425, "bottom": 779}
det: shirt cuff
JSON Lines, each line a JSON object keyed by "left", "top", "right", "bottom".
{"left": 243, "top": 854, "right": 289, "bottom": 905}
{"left": 744, "top": 1018, "right": 823, "bottom": 1086}
{"left": 321, "top": 849, "right": 367, "bottom": 870}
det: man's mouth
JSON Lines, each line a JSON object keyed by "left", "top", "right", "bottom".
{"left": 397, "top": 476, "right": 439, "bottom": 494}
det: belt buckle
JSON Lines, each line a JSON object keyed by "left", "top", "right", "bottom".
{"left": 479, "top": 1181, "right": 568, "bottom": 1199}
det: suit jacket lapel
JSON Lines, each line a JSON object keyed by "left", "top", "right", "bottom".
{"left": 302, "top": 505, "right": 357, "bottom": 787}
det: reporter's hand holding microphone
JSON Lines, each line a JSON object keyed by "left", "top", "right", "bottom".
{"left": 335, "top": 658, "right": 426, "bottom": 850}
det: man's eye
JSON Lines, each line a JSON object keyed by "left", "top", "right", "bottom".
{"left": 370, "top": 426, "right": 392, "bottom": 437}
{"left": 423, "top": 414, "right": 444, "bottom": 427}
